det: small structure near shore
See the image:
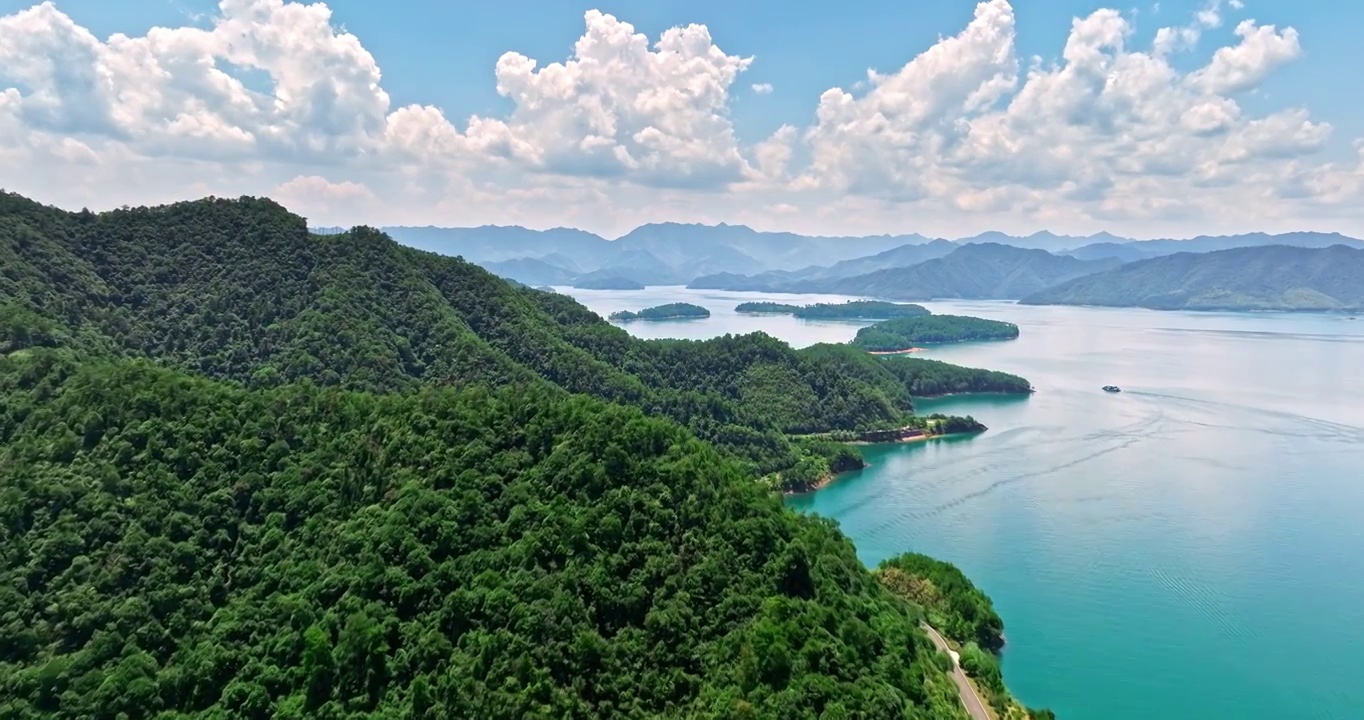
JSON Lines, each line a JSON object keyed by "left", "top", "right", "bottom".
{"left": 857, "top": 426, "right": 927, "bottom": 443}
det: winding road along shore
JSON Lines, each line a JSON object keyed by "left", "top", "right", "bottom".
{"left": 923, "top": 624, "right": 992, "bottom": 720}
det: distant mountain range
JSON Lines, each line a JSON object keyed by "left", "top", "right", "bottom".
{"left": 312, "top": 222, "right": 1364, "bottom": 304}
{"left": 694, "top": 244, "right": 1120, "bottom": 300}
{"left": 690, "top": 239, "right": 961, "bottom": 292}
{"left": 1021, "top": 245, "right": 1364, "bottom": 311}
{"left": 379, "top": 222, "right": 924, "bottom": 286}
{"left": 820, "top": 244, "right": 1122, "bottom": 300}
{"left": 1059, "top": 231, "right": 1364, "bottom": 262}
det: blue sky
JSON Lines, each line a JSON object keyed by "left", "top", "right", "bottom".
{"left": 1, "top": 0, "right": 1361, "bottom": 237}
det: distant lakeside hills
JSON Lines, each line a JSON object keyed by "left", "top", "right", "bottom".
{"left": 697, "top": 244, "right": 1122, "bottom": 300}
{"left": 325, "top": 222, "right": 1364, "bottom": 311}
{"left": 1021, "top": 244, "right": 1364, "bottom": 312}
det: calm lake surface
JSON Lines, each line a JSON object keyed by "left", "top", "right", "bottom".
{"left": 561, "top": 286, "right": 1364, "bottom": 720}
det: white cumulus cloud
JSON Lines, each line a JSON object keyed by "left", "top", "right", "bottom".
{"left": 1189, "top": 19, "right": 1301, "bottom": 95}
{"left": 0, "top": 0, "right": 1359, "bottom": 238}
{"left": 468, "top": 10, "right": 754, "bottom": 188}
{"left": 793, "top": 0, "right": 1348, "bottom": 233}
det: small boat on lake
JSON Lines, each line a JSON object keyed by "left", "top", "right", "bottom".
{"left": 1102, "top": 385, "right": 1121, "bottom": 393}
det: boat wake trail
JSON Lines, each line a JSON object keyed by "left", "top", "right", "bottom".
{"left": 1127, "top": 391, "right": 1364, "bottom": 444}
{"left": 895, "top": 435, "right": 1146, "bottom": 522}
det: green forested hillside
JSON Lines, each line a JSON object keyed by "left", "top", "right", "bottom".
{"left": 0, "top": 351, "right": 971, "bottom": 718}
{"left": 0, "top": 192, "right": 1050, "bottom": 718}
{"left": 1020, "top": 244, "right": 1364, "bottom": 311}
{"left": 0, "top": 192, "right": 993, "bottom": 488}
{"left": 878, "top": 555, "right": 1041, "bottom": 718}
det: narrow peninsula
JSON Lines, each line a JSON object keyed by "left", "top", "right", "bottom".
{"left": 806, "top": 414, "right": 987, "bottom": 446}
{"left": 853, "top": 315, "right": 1020, "bottom": 352}
{"left": 609, "top": 302, "right": 711, "bottom": 322}
{"left": 880, "top": 356, "right": 1033, "bottom": 396}
{"left": 735, "top": 300, "right": 931, "bottom": 319}
{"left": 788, "top": 414, "right": 989, "bottom": 494}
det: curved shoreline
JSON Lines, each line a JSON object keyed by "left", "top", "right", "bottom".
{"left": 783, "top": 429, "right": 984, "bottom": 495}
{"left": 867, "top": 347, "right": 926, "bottom": 355}
{"left": 784, "top": 467, "right": 860, "bottom": 496}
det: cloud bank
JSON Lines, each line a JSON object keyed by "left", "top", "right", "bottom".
{"left": 0, "top": 0, "right": 1359, "bottom": 236}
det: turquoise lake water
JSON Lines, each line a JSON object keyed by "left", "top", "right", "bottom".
{"left": 563, "top": 286, "right": 1364, "bottom": 720}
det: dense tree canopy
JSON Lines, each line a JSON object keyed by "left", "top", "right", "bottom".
{"left": 877, "top": 554, "right": 1054, "bottom": 719}
{"left": 853, "top": 316, "right": 1020, "bottom": 352}
{"left": 877, "top": 555, "right": 1003, "bottom": 652}
{"left": 734, "top": 302, "right": 802, "bottom": 314}
{"left": 0, "top": 192, "right": 1049, "bottom": 718}
{"left": 0, "top": 350, "right": 979, "bottom": 718}
{"left": 0, "top": 192, "right": 1018, "bottom": 489}
{"left": 879, "top": 358, "right": 1032, "bottom": 397}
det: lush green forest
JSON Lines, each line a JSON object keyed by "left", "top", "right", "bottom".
{"left": 735, "top": 301, "right": 930, "bottom": 320}
{"left": 0, "top": 192, "right": 1050, "bottom": 718}
{"left": 853, "top": 316, "right": 1021, "bottom": 351}
{"left": 609, "top": 303, "right": 711, "bottom": 321}
{"left": 0, "top": 350, "right": 978, "bottom": 719}
{"left": 1020, "top": 244, "right": 1364, "bottom": 311}
{"left": 3, "top": 192, "right": 1008, "bottom": 489}
{"left": 878, "top": 555, "right": 1003, "bottom": 651}
{"left": 879, "top": 358, "right": 1033, "bottom": 397}
{"left": 878, "top": 555, "right": 1052, "bottom": 719}
{"left": 920, "top": 414, "right": 988, "bottom": 436}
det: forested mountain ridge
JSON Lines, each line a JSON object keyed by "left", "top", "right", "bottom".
{"left": 0, "top": 191, "right": 1055, "bottom": 718}
{"left": 0, "top": 351, "right": 978, "bottom": 718}
{"left": 0, "top": 192, "right": 986, "bottom": 488}
{"left": 1021, "top": 244, "right": 1364, "bottom": 311}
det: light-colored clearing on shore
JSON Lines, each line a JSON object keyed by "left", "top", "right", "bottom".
{"left": 868, "top": 347, "right": 925, "bottom": 355}
{"left": 843, "top": 432, "right": 932, "bottom": 446}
